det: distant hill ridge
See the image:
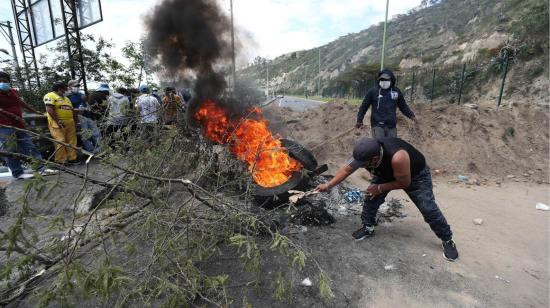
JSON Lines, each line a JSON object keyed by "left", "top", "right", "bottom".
{"left": 239, "top": 0, "right": 548, "bottom": 103}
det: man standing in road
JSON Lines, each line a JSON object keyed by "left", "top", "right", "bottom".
{"left": 315, "top": 137, "right": 458, "bottom": 261}
{"left": 67, "top": 80, "right": 102, "bottom": 154}
{"left": 356, "top": 69, "right": 417, "bottom": 138}
{"left": 0, "top": 72, "right": 58, "bottom": 179}
{"left": 135, "top": 85, "right": 161, "bottom": 149}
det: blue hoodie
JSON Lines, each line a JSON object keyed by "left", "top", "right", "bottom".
{"left": 356, "top": 69, "right": 415, "bottom": 128}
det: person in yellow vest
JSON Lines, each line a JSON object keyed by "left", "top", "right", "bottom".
{"left": 44, "top": 82, "right": 79, "bottom": 165}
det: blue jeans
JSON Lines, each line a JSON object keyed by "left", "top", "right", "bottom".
{"left": 0, "top": 128, "right": 44, "bottom": 177}
{"left": 361, "top": 167, "right": 453, "bottom": 241}
{"left": 78, "top": 115, "right": 101, "bottom": 153}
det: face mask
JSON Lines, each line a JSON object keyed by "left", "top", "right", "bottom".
{"left": 0, "top": 83, "right": 11, "bottom": 91}
{"left": 379, "top": 80, "right": 391, "bottom": 89}
{"left": 71, "top": 87, "right": 80, "bottom": 93}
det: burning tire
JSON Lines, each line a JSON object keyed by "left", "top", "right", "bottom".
{"left": 281, "top": 139, "right": 318, "bottom": 171}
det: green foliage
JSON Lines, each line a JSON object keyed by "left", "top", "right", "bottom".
{"left": 319, "top": 272, "right": 335, "bottom": 299}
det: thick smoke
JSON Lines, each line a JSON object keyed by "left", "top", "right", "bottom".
{"left": 145, "top": 0, "right": 231, "bottom": 102}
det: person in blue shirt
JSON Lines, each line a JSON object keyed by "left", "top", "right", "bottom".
{"left": 67, "top": 80, "right": 102, "bottom": 154}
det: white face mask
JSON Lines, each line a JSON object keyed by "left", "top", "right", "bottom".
{"left": 379, "top": 80, "right": 391, "bottom": 89}
{"left": 71, "top": 87, "right": 80, "bottom": 93}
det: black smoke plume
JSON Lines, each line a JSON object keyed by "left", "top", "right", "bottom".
{"left": 145, "top": 0, "right": 231, "bottom": 102}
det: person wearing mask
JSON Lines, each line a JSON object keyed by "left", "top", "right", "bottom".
{"left": 0, "top": 71, "right": 58, "bottom": 179}
{"left": 106, "top": 88, "right": 132, "bottom": 146}
{"left": 315, "top": 137, "right": 458, "bottom": 261}
{"left": 135, "top": 85, "right": 161, "bottom": 149}
{"left": 88, "top": 83, "right": 110, "bottom": 121}
{"left": 356, "top": 69, "right": 417, "bottom": 138}
{"left": 151, "top": 87, "right": 162, "bottom": 104}
{"left": 67, "top": 80, "right": 101, "bottom": 154}
{"left": 44, "top": 82, "right": 79, "bottom": 165}
{"left": 161, "top": 87, "right": 183, "bottom": 125}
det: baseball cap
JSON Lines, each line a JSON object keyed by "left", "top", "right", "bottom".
{"left": 348, "top": 137, "right": 381, "bottom": 169}
{"left": 378, "top": 72, "right": 391, "bottom": 80}
{"left": 97, "top": 83, "right": 110, "bottom": 92}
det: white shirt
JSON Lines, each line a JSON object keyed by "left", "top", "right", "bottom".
{"left": 136, "top": 94, "right": 160, "bottom": 124}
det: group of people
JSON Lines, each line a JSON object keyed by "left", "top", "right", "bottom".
{"left": 315, "top": 68, "right": 459, "bottom": 262}
{"left": 0, "top": 70, "right": 190, "bottom": 179}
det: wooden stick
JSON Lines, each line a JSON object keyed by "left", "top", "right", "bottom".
{"left": 310, "top": 127, "right": 357, "bottom": 151}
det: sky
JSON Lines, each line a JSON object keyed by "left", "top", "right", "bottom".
{"left": 0, "top": 0, "right": 421, "bottom": 67}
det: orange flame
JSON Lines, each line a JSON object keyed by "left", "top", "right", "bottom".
{"left": 194, "top": 99, "right": 302, "bottom": 187}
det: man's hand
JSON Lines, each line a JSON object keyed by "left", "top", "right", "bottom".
{"left": 315, "top": 183, "right": 331, "bottom": 192}
{"left": 57, "top": 120, "right": 65, "bottom": 129}
{"left": 355, "top": 122, "right": 363, "bottom": 129}
{"left": 412, "top": 116, "right": 419, "bottom": 124}
{"left": 366, "top": 184, "right": 383, "bottom": 199}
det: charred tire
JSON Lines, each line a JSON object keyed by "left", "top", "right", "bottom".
{"left": 281, "top": 138, "right": 317, "bottom": 171}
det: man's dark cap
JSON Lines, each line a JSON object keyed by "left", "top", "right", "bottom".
{"left": 348, "top": 137, "right": 381, "bottom": 169}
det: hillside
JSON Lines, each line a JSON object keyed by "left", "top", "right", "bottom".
{"left": 239, "top": 0, "right": 549, "bottom": 105}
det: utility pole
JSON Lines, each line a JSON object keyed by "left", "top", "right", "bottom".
{"left": 318, "top": 48, "right": 321, "bottom": 97}
{"left": 304, "top": 64, "right": 307, "bottom": 97}
{"left": 0, "top": 21, "right": 20, "bottom": 71}
{"left": 0, "top": 21, "right": 22, "bottom": 85}
{"left": 266, "top": 60, "right": 269, "bottom": 97}
{"left": 380, "top": 0, "right": 390, "bottom": 70}
{"left": 230, "top": 0, "right": 236, "bottom": 90}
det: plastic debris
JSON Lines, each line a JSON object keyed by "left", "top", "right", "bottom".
{"left": 457, "top": 175, "right": 469, "bottom": 182}
{"left": 422, "top": 254, "right": 427, "bottom": 257}
{"left": 536, "top": 203, "right": 549, "bottom": 211}
{"left": 343, "top": 190, "right": 362, "bottom": 203}
{"left": 301, "top": 278, "right": 313, "bottom": 287}
{"left": 473, "top": 218, "right": 484, "bottom": 225}
{"left": 495, "top": 275, "right": 510, "bottom": 283}
{"left": 384, "top": 264, "right": 395, "bottom": 270}
{"left": 288, "top": 190, "right": 318, "bottom": 204}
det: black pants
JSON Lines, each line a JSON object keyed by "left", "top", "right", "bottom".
{"left": 361, "top": 167, "right": 453, "bottom": 241}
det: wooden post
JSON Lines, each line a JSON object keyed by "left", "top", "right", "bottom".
{"left": 457, "top": 62, "right": 466, "bottom": 105}
{"left": 410, "top": 71, "right": 415, "bottom": 104}
{"left": 497, "top": 51, "right": 510, "bottom": 108}
{"left": 430, "top": 68, "right": 436, "bottom": 103}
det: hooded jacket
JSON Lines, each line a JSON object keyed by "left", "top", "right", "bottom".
{"left": 356, "top": 69, "right": 415, "bottom": 128}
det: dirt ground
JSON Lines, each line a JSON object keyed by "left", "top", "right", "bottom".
{"left": 263, "top": 101, "right": 550, "bottom": 307}
{"left": 1, "top": 101, "right": 548, "bottom": 307}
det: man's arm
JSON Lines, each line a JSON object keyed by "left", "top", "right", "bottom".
{"left": 367, "top": 150, "right": 411, "bottom": 198}
{"left": 396, "top": 92, "right": 416, "bottom": 121}
{"left": 356, "top": 92, "right": 373, "bottom": 127}
{"left": 0, "top": 108, "right": 26, "bottom": 126}
{"left": 315, "top": 164, "right": 356, "bottom": 192}
{"left": 45, "top": 105, "right": 63, "bottom": 128}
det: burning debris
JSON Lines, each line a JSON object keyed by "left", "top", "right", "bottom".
{"left": 194, "top": 100, "right": 302, "bottom": 188}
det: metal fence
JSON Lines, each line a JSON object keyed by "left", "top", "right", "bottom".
{"left": 320, "top": 51, "right": 514, "bottom": 107}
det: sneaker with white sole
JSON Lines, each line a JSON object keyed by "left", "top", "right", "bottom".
{"left": 15, "top": 173, "right": 34, "bottom": 180}
{"left": 38, "top": 168, "right": 59, "bottom": 176}
{"left": 352, "top": 225, "right": 375, "bottom": 241}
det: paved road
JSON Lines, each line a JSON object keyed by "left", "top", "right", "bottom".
{"left": 269, "top": 96, "right": 323, "bottom": 112}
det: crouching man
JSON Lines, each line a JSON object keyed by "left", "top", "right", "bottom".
{"left": 315, "top": 137, "right": 458, "bottom": 261}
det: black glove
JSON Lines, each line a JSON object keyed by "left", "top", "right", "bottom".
{"left": 355, "top": 122, "right": 363, "bottom": 129}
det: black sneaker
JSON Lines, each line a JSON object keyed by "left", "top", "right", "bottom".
{"left": 352, "top": 225, "right": 375, "bottom": 241}
{"left": 442, "top": 239, "right": 459, "bottom": 261}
